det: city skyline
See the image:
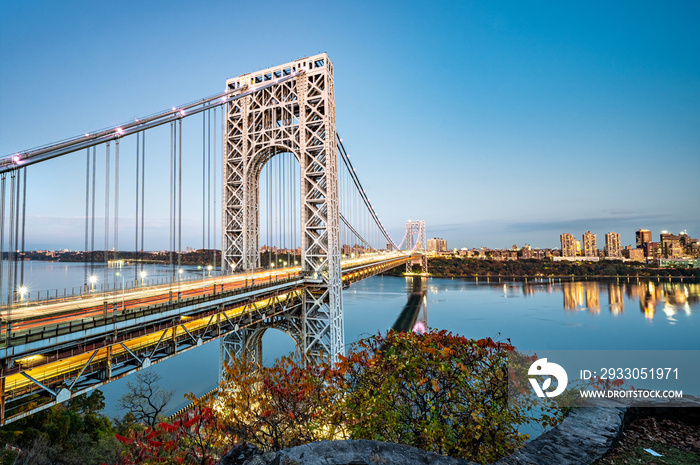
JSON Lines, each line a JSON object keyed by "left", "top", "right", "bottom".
{"left": 1, "top": 1, "right": 699, "bottom": 251}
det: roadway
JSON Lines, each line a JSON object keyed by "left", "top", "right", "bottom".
{"left": 1, "top": 252, "right": 407, "bottom": 334}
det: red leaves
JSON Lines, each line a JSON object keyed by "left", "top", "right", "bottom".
{"left": 117, "top": 407, "right": 222, "bottom": 465}
{"left": 158, "top": 422, "right": 178, "bottom": 433}
{"left": 184, "top": 415, "right": 201, "bottom": 428}
{"left": 115, "top": 434, "right": 133, "bottom": 445}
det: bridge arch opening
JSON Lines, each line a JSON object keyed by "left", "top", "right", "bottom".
{"left": 255, "top": 148, "right": 301, "bottom": 270}
{"left": 259, "top": 327, "right": 299, "bottom": 367}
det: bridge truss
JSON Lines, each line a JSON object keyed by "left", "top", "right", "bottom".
{"left": 222, "top": 55, "right": 343, "bottom": 361}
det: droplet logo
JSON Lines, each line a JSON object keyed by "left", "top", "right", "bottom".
{"left": 528, "top": 358, "right": 568, "bottom": 398}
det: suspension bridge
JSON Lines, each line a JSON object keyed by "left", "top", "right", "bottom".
{"left": 0, "top": 54, "right": 427, "bottom": 425}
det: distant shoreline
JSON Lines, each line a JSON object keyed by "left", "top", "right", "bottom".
{"left": 387, "top": 257, "right": 700, "bottom": 280}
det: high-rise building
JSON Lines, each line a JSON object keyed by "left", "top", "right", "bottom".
{"left": 660, "top": 231, "right": 682, "bottom": 258}
{"left": 636, "top": 229, "right": 652, "bottom": 248}
{"left": 604, "top": 232, "right": 621, "bottom": 258}
{"left": 427, "top": 237, "right": 447, "bottom": 253}
{"left": 560, "top": 233, "right": 576, "bottom": 257}
{"left": 644, "top": 241, "right": 659, "bottom": 261}
{"left": 582, "top": 231, "right": 597, "bottom": 257}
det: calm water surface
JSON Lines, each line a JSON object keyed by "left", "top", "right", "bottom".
{"left": 8, "top": 262, "right": 700, "bottom": 418}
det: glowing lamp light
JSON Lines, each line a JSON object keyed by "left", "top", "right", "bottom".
{"left": 116, "top": 127, "right": 124, "bottom": 135}
{"left": 85, "top": 133, "right": 90, "bottom": 137}
{"left": 139, "top": 271, "right": 147, "bottom": 279}
{"left": 89, "top": 275, "right": 98, "bottom": 284}
{"left": 12, "top": 155, "right": 21, "bottom": 164}
{"left": 179, "top": 110, "right": 186, "bottom": 116}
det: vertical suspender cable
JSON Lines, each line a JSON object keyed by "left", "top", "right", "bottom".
{"left": 135, "top": 133, "right": 140, "bottom": 285}
{"left": 20, "top": 169, "right": 26, "bottom": 289}
{"left": 140, "top": 133, "right": 145, "bottom": 275}
{"left": 104, "top": 142, "right": 110, "bottom": 273}
{"left": 212, "top": 106, "right": 219, "bottom": 273}
{"left": 178, "top": 118, "right": 182, "bottom": 279}
{"left": 267, "top": 161, "right": 271, "bottom": 267}
{"left": 213, "top": 107, "right": 218, "bottom": 268}
{"left": 275, "top": 155, "right": 279, "bottom": 266}
{"left": 90, "top": 147, "right": 96, "bottom": 276}
{"left": 84, "top": 149, "right": 91, "bottom": 286}
{"left": 0, "top": 174, "right": 5, "bottom": 307}
{"left": 202, "top": 111, "right": 206, "bottom": 251}
{"left": 169, "top": 123, "right": 174, "bottom": 279}
{"left": 13, "top": 170, "right": 20, "bottom": 298}
{"left": 293, "top": 154, "right": 296, "bottom": 262}
{"left": 282, "top": 155, "right": 285, "bottom": 263}
{"left": 7, "top": 172, "right": 15, "bottom": 306}
{"left": 207, "top": 109, "right": 212, "bottom": 251}
{"left": 114, "top": 139, "right": 120, "bottom": 274}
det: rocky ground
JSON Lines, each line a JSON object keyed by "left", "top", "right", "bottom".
{"left": 594, "top": 416, "right": 700, "bottom": 465}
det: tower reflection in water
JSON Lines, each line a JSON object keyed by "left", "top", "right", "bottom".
{"left": 392, "top": 277, "right": 428, "bottom": 333}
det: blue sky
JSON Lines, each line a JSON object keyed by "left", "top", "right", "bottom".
{"left": 1, "top": 0, "right": 698, "bottom": 250}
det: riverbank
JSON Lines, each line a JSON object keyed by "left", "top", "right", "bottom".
{"left": 388, "top": 257, "right": 700, "bottom": 280}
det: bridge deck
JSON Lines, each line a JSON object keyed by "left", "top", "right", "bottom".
{"left": 0, "top": 253, "right": 413, "bottom": 425}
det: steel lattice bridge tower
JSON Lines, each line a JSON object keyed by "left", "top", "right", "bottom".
{"left": 0, "top": 54, "right": 426, "bottom": 425}
{"left": 222, "top": 56, "right": 342, "bottom": 362}
{"left": 404, "top": 220, "right": 428, "bottom": 275}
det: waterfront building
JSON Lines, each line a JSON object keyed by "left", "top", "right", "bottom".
{"left": 660, "top": 231, "right": 683, "bottom": 258}
{"left": 582, "top": 231, "right": 597, "bottom": 257}
{"left": 560, "top": 233, "right": 576, "bottom": 257}
{"left": 644, "top": 242, "right": 659, "bottom": 261}
{"left": 427, "top": 237, "right": 447, "bottom": 253}
{"left": 636, "top": 229, "right": 652, "bottom": 248}
{"left": 622, "top": 246, "right": 644, "bottom": 262}
{"left": 604, "top": 232, "right": 622, "bottom": 258}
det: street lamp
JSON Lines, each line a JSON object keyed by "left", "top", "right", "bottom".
{"left": 18, "top": 286, "right": 28, "bottom": 303}
{"left": 207, "top": 265, "right": 213, "bottom": 276}
{"left": 89, "top": 275, "right": 98, "bottom": 292}
{"left": 115, "top": 272, "right": 126, "bottom": 311}
{"left": 139, "top": 270, "right": 147, "bottom": 286}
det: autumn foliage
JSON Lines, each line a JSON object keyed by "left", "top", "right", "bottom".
{"left": 116, "top": 407, "right": 227, "bottom": 465}
{"left": 211, "top": 351, "right": 343, "bottom": 452}
{"left": 333, "top": 330, "right": 557, "bottom": 463}
{"left": 118, "top": 330, "right": 563, "bottom": 464}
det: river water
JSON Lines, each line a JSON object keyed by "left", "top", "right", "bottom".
{"left": 4, "top": 262, "right": 700, "bottom": 419}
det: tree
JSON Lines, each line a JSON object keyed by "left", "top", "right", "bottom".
{"left": 117, "top": 371, "right": 174, "bottom": 428}
{"left": 209, "top": 351, "right": 343, "bottom": 452}
{"left": 334, "top": 330, "right": 563, "bottom": 463}
{"left": 116, "top": 407, "right": 226, "bottom": 465}
{"left": 0, "top": 390, "right": 120, "bottom": 465}
{"left": 120, "top": 331, "right": 562, "bottom": 463}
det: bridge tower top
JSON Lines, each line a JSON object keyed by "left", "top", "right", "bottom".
{"left": 226, "top": 53, "right": 332, "bottom": 91}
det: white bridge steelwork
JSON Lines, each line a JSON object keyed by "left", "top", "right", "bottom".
{"left": 223, "top": 56, "right": 343, "bottom": 361}
{"left": 0, "top": 54, "right": 426, "bottom": 426}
